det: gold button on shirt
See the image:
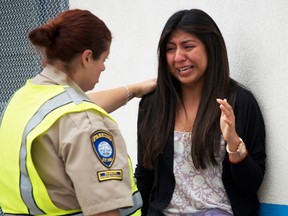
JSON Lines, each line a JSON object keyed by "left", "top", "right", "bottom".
{"left": 30, "top": 66, "right": 133, "bottom": 215}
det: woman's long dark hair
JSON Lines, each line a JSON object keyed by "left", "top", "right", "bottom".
{"left": 138, "top": 9, "right": 238, "bottom": 170}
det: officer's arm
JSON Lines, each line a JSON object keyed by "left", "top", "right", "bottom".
{"left": 87, "top": 78, "right": 156, "bottom": 113}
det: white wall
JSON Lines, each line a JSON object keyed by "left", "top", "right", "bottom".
{"left": 70, "top": 0, "right": 288, "bottom": 210}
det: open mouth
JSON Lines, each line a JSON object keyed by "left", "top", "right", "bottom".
{"left": 177, "top": 66, "right": 193, "bottom": 72}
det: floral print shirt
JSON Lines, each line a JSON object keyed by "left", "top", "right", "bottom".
{"left": 163, "top": 131, "right": 232, "bottom": 215}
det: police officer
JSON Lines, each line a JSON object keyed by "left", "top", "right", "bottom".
{"left": 0, "top": 9, "right": 156, "bottom": 216}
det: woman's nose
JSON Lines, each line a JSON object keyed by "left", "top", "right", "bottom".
{"left": 174, "top": 49, "right": 186, "bottom": 62}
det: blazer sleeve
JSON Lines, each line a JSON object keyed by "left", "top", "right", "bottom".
{"left": 134, "top": 96, "right": 154, "bottom": 215}
{"left": 226, "top": 87, "right": 266, "bottom": 193}
{"left": 134, "top": 161, "right": 154, "bottom": 215}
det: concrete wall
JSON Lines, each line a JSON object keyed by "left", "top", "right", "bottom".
{"left": 69, "top": 0, "right": 288, "bottom": 214}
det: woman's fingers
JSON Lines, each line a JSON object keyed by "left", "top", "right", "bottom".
{"left": 217, "top": 98, "right": 235, "bottom": 127}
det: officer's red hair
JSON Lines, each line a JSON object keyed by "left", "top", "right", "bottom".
{"left": 28, "top": 9, "right": 111, "bottom": 65}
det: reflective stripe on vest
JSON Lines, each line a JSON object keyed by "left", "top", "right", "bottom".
{"left": 120, "top": 156, "right": 143, "bottom": 216}
{"left": 119, "top": 187, "right": 142, "bottom": 215}
{"left": 1, "top": 83, "right": 141, "bottom": 215}
{"left": 20, "top": 87, "right": 88, "bottom": 214}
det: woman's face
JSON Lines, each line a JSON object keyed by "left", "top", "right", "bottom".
{"left": 166, "top": 30, "right": 207, "bottom": 89}
{"left": 90, "top": 50, "right": 110, "bottom": 84}
{"left": 82, "top": 49, "right": 110, "bottom": 92}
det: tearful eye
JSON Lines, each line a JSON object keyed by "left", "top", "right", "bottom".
{"left": 185, "top": 45, "right": 195, "bottom": 49}
{"left": 166, "top": 47, "right": 175, "bottom": 52}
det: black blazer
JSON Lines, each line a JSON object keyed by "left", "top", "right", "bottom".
{"left": 135, "top": 86, "right": 266, "bottom": 216}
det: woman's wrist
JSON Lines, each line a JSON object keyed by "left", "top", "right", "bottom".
{"left": 122, "top": 85, "right": 134, "bottom": 105}
{"left": 123, "top": 85, "right": 130, "bottom": 105}
{"left": 226, "top": 137, "right": 248, "bottom": 163}
{"left": 121, "top": 79, "right": 157, "bottom": 105}
{"left": 226, "top": 136, "right": 241, "bottom": 152}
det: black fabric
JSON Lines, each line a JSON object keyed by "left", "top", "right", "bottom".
{"left": 135, "top": 85, "right": 266, "bottom": 216}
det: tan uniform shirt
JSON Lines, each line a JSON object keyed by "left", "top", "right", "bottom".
{"left": 30, "top": 66, "right": 133, "bottom": 215}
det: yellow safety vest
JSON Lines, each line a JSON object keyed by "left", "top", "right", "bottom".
{"left": 0, "top": 81, "right": 142, "bottom": 215}
{"left": 122, "top": 157, "right": 142, "bottom": 216}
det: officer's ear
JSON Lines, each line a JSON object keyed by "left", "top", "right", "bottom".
{"left": 81, "top": 49, "right": 93, "bottom": 67}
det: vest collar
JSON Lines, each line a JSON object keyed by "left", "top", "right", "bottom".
{"left": 33, "top": 65, "right": 88, "bottom": 99}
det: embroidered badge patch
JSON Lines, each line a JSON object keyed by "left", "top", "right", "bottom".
{"left": 91, "top": 130, "right": 115, "bottom": 168}
{"left": 97, "top": 169, "right": 123, "bottom": 182}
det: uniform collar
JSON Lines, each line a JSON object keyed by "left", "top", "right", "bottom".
{"left": 35, "top": 64, "right": 87, "bottom": 97}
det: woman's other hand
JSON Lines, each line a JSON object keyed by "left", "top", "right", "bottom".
{"left": 216, "top": 98, "right": 240, "bottom": 152}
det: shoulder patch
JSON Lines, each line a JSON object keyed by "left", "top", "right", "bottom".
{"left": 91, "top": 130, "right": 116, "bottom": 168}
